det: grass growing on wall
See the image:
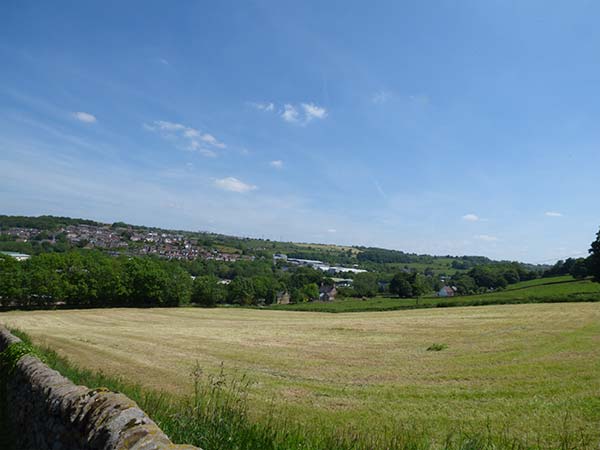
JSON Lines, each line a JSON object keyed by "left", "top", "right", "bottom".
{"left": 0, "top": 339, "right": 37, "bottom": 450}
{"left": 6, "top": 327, "right": 597, "bottom": 450}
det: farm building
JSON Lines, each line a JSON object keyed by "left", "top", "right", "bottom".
{"left": 438, "top": 286, "right": 456, "bottom": 297}
{"left": 276, "top": 291, "right": 291, "bottom": 305}
{"left": 319, "top": 284, "right": 337, "bottom": 301}
{"left": 332, "top": 278, "right": 353, "bottom": 288}
{"left": 0, "top": 251, "right": 31, "bottom": 261}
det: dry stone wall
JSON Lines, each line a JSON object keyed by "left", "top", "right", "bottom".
{"left": 0, "top": 326, "right": 199, "bottom": 450}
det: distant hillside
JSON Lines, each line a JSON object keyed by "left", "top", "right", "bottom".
{"left": 0, "top": 215, "right": 102, "bottom": 230}
{"left": 0, "top": 214, "right": 549, "bottom": 273}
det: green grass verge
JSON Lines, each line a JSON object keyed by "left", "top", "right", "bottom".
{"left": 2, "top": 328, "right": 596, "bottom": 450}
{"left": 270, "top": 278, "right": 600, "bottom": 313}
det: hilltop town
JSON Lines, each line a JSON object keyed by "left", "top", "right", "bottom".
{"left": 2, "top": 221, "right": 253, "bottom": 262}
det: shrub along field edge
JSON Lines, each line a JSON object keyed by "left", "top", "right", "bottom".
{"left": 269, "top": 278, "right": 600, "bottom": 313}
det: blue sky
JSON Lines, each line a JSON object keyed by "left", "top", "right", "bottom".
{"left": 1, "top": 1, "right": 599, "bottom": 263}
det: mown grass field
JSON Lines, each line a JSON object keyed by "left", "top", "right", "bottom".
{"left": 271, "top": 277, "right": 600, "bottom": 312}
{"left": 2, "top": 303, "right": 600, "bottom": 448}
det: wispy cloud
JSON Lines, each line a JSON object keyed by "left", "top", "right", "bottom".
{"left": 73, "top": 111, "right": 96, "bottom": 123}
{"left": 462, "top": 213, "right": 480, "bottom": 222}
{"left": 250, "top": 100, "right": 327, "bottom": 125}
{"left": 281, "top": 103, "right": 327, "bottom": 125}
{"left": 281, "top": 104, "right": 300, "bottom": 123}
{"left": 327, "top": 228, "right": 337, "bottom": 233}
{"left": 373, "top": 180, "right": 387, "bottom": 199}
{"left": 188, "top": 141, "right": 217, "bottom": 157}
{"left": 475, "top": 234, "right": 498, "bottom": 242}
{"left": 545, "top": 211, "right": 563, "bottom": 217}
{"left": 214, "top": 177, "right": 257, "bottom": 193}
{"left": 269, "top": 160, "right": 284, "bottom": 169}
{"left": 200, "top": 133, "right": 226, "bottom": 148}
{"left": 301, "top": 103, "right": 327, "bottom": 121}
{"left": 249, "top": 102, "right": 275, "bottom": 112}
{"left": 145, "top": 120, "right": 225, "bottom": 156}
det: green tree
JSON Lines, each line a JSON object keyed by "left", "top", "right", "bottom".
{"left": 302, "top": 283, "right": 319, "bottom": 301}
{"left": 570, "top": 258, "right": 589, "bottom": 280}
{"left": 23, "top": 253, "right": 69, "bottom": 306}
{"left": 290, "top": 283, "right": 319, "bottom": 303}
{"left": 390, "top": 273, "right": 413, "bottom": 298}
{"left": 452, "top": 274, "right": 477, "bottom": 295}
{"left": 289, "top": 267, "right": 323, "bottom": 289}
{"left": 291, "top": 283, "right": 319, "bottom": 303}
{"left": 0, "top": 254, "right": 23, "bottom": 306}
{"left": 252, "top": 276, "right": 282, "bottom": 304}
{"left": 192, "top": 275, "right": 225, "bottom": 306}
{"left": 352, "top": 272, "right": 378, "bottom": 297}
{"left": 411, "top": 273, "right": 430, "bottom": 298}
{"left": 589, "top": 228, "right": 600, "bottom": 282}
{"left": 227, "top": 277, "right": 256, "bottom": 305}
{"left": 124, "top": 258, "right": 190, "bottom": 307}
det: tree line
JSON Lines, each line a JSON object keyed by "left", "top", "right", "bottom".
{"left": 0, "top": 251, "right": 333, "bottom": 309}
{"left": 1, "top": 228, "right": 598, "bottom": 309}
{"left": 0, "top": 251, "right": 192, "bottom": 308}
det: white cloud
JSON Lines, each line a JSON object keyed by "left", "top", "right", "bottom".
{"left": 327, "top": 228, "right": 337, "bottom": 233}
{"left": 214, "top": 177, "right": 257, "bottom": 193}
{"left": 475, "top": 234, "right": 498, "bottom": 242}
{"left": 301, "top": 103, "right": 327, "bottom": 121}
{"left": 281, "top": 104, "right": 300, "bottom": 123}
{"left": 183, "top": 128, "right": 199, "bottom": 138}
{"left": 545, "top": 211, "right": 563, "bottom": 217}
{"left": 148, "top": 120, "right": 188, "bottom": 132}
{"left": 462, "top": 213, "right": 479, "bottom": 222}
{"left": 250, "top": 102, "right": 275, "bottom": 112}
{"left": 200, "top": 133, "right": 225, "bottom": 148}
{"left": 281, "top": 103, "right": 327, "bottom": 125}
{"left": 187, "top": 140, "right": 217, "bottom": 157}
{"left": 73, "top": 112, "right": 96, "bottom": 123}
{"left": 145, "top": 120, "right": 225, "bottom": 156}
{"left": 269, "top": 160, "right": 284, "bottom": 169}
{"left": 252, "top": 101, "right": 327, "bottom": 125}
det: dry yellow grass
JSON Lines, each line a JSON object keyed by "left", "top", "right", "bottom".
{"left": 3, "top": 303, "right": 600, "bottom": 444}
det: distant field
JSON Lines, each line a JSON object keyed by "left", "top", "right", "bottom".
{"left": 272, "top": 277, "right": 600, "bottom": 313}
{"left": 293, "top": 242, "right": 361, "bottom": 254}
{"left": 3, "top": 304, "right": 600, "bottom": 447}
{"left": 505, "top": 275, "right": 575, "bottom": 290}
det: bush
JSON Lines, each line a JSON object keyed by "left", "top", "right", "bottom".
{"left": 426, "top": 343, "right": 447, "bottom": 352}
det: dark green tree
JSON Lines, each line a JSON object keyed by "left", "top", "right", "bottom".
{"left": 0, "top": 254, "right": 23, "bottom": 306}
{"left": 570, "top": 258, "right": 589, "bottom": 280}
{"left": 291, "top": 283, "right": 319, "bottom": 303}
{"left": 352, "top": 272, "right": 378, "bottom": 297}
{"left": 192, "top": 275, "right": 225, "bottom": 306}
{"left": 227, "top": 277, "right": 256, "bottom": 305}
{"left": 589, "top": 228, "right": 600, "bottom": 282}
{"left": 390, "top": 272, "right": 414, "bottom": 298}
